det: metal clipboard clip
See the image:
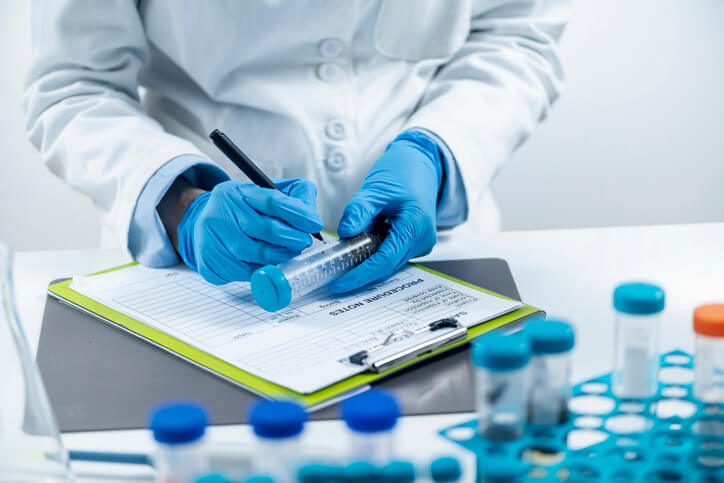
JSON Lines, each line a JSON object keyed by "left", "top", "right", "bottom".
{"left": 346, "top": 317, "right": 468, "bottom": 373}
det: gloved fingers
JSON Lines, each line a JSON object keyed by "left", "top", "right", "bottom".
{"left": 274, "top": 178, "right": 319, "bottom": 209}
{"left": 221, "top": 229, "right": 302, "bottom": 266}
{"left": 337, "top": 196, "right": 383, "bottom": 238}
{"left": 224, "top": 196, "right": 313, "bottom": 252}
{"left": 242, "top": 214, "right": 313, "bottom": 252}
{"left": 327, "top": 225, "right": 409, "bottom": 293}
{"left": 240, "top": 185, "right": 324, "bottom": 234}
{"left": 196, "top": 240, "right": 261, "bottom": 285}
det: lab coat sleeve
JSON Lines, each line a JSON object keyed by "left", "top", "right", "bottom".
{"left": 128, "top": 155, "right": 229, "bottom": 268}
{"left": 23, "top": 0, "right": 222, "bottom": 252}
{"left": 404, "top": 0, "right": 569, "bottom": 223}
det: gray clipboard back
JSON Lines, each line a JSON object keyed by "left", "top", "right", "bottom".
{"left": 37, "top": 258, "right": 542, "bottom": 432}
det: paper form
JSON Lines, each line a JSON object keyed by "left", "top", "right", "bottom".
{"left": 70, "top": 264, "right": 521, "bottom": 394}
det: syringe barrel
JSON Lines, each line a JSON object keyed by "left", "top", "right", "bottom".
{"left": 281, "top": 233, "right": 381, "bottom": 299}
{"left": 251, "top": 233, "right": 382, "bottom": 312}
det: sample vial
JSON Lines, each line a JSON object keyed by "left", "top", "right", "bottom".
{"left": 149, "top": 401, "right": 209, "bottom": 483}
{"left": 341, "top": 389, "right": 400, "bottom": 464}
{"left": 526, "top": 319, "right": 575, "bottom": 425}
{"left": 249, "top": 400, "right": 307, "bottom": 483}
{"left": 472, "top": 333, "right": 531, "bottom": 441}
{"left": 251, "top": 232, "right": 382, "bottom": 312}
{"left": 612, "top": 282, "right": 665, "bottom": 399}
{"left": 693, "top": 304, "right": 724, "bottom": 403}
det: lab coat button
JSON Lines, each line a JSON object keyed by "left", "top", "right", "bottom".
{"left": 318, "top": 38, "right": 343, "bottom": 58}
{"left": 316, "top": 63, "right": 341, "bottom": 82}
{"left": 325, "top": 119, "right": 347, "bottom": 141}
{"left": 325, "top": 149, "right": 348, "bottom": 171}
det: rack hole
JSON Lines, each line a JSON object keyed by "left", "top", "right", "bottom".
{"left": 618, "top": 401, "right": 646, "bottom": 413}
{"left": 647, "top": 468, "right": 684, "bottom": 482}
{"left": 664, "top": 354, "right": 690, "bottom": 365}
{"left": 605, "top": 414, "right": 653, "bottom": 434}
{"left": 566, "top": 429, "right": 609, "bottom": 450}
{"left": 692, "top": 419, "right": 724, "bottom": 437}
{"left": 568, "top": 395, "right": 616, "bottom": 415}
{"left": 659, "top": 367, "right": 694, "bottom": 385}
{"left": 574, "top": 416, "right": 603, "bottom": 429}
{"left": 580, "top": 382, "right": 608, "bottom": 394}
{"left": 695, "top": 451, "right": 724, "bottom": 469}
{"left": 654, "top": 399, "right": 697, "bottom": 419}
{"left": 445, "top": 426, "right": 475, "bottom": 441}
{"left": 660, "top": 386, "right": 688, "bottom": 398}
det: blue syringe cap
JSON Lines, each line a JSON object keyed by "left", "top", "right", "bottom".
{"left": 251, "top": 265, "right": 292, "bottom": 312}
{"left": 430, "top": 456, "right": 462, "bottom": 482}
{"left": 613, "top": 282, "right": 665, "bottom": 315}
{"left": 342, "top": 389, "right": 400, "bottom": 433}
{"left": 526, "top": 319, "right": 575, "bottom": 354}
{"left": 249, "top": 400, "right": 307, "bottom": 439}
{"left": 471, "top": 333, "right": 531, "bottom": 371}
{"left": 149, "top": 400, "right": 208, "bottom": 444}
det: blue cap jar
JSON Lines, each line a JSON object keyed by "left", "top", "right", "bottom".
{"left": 249, "top": 400, "right": 307, "bottom": 439}
{"left": 342, "top": 389, "right": 400, "bottom": 433}
{"left": 149, "top": 401, "right": 208, "bottom": 445}
{"left": 613, "top": 282, "right": 665, "bottom": 315}
{"left": 526, "top": 319, "right": 575, "bottom": 354}
{"left": 472, "top": 333, "right": 531, "bottom": 371}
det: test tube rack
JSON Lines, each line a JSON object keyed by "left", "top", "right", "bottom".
{"left": 439, "top": 350, "right": 724, "bottom": 482}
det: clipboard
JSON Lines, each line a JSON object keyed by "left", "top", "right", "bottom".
{"left": 39, "top": 258, "right": 543, "bottom": 430}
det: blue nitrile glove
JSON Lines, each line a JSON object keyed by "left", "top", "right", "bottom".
{"left": 177, "top": 179, "right": 324, "bottom": 285}
{"left": 328, "top": 131, "right": 443, "bottom": 293}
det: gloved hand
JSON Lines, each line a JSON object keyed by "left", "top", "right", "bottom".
{"left": 328, "top": 131, "right": 443, "bottom": 293}
{"left": 177, "top": 179, "right": 324, "bottom": 285}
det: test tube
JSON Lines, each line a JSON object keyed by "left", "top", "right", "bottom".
{"left": 341, "top": 389, "right": 400, "bottom": 465}
{"left": 248, "top": 400, "right": 307, "bottom": 483}
{"left": 149, "top": 401, "right": 209, "bottom": 483}
{"left": 526, "top": 319, "right": 575, "bottom": 425}
{"left": 472, "top": 333, "right": 531, "bottom": 441}
{"left": 693, "top": 304, "right": 724, "bottom": 403}
{"left": 611, "top": 282, "right": 665, "bottom": 399}
{"left": 251, "top": 232, "right": 382, "bottom": 312}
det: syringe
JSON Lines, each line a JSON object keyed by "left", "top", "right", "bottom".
{"left": 250, "top": 232, "right": 383, "bottom": 312}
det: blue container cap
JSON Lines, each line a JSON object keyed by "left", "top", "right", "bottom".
{"left": 251, "top": 265, "right": 292, "bottom": 312}
{"left": 526, "top": 320, "right": 575, "bottom": 354}
{"left": 430, "top": 457, "right": 462, "bottom": 482}
{"left": 480, "top": 456, "right": 525, "bottom": 482}
{"left": 149, "top": 401, "right": 208, "bottom": 445}
{"left": 298, "top": 463, "right": 343, "bottom": 483}
{"left": 241, "top": 477, "right": 275, "bottom": 483}
{"left": 381, "top": 461, "right": 416, "bottom": 483}
{"left": 249, "top": 400, "right": 306, "bottom": 439}
{"left": 342, "top": 389, "right": 400, "bottom": 433}
{"left": 472, "top": 333, "right": 531, "bottom": 371}
{"left": 194, "top": 474, "right": 228, "bottom": 483}
{"left": 343, "top": 461, "right": 377, "bottom": 482}
{"left": 613, "top": 282, "right": 665, "bottom": 315}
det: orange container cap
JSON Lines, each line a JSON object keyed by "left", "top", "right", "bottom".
{"left": 693, "top": 304, "right": 724, "bottom": 337}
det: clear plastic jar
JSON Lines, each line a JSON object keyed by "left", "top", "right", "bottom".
{"left": 342, "top": 389, "right": 399, "bottom": 465}
{"left": 472, "top": 333, "right": 531, "bottom": 441}
{"left": 612, "top": 283, "right": 664, "bottom": 399}
{"left": 693, "top": 304, "right": 724, "bottom": 403}
{"left": 150, "top": 401, "right": 209, "bottom": 483}
{"left": 249, "top": 400, "right": 307, "bottom": 483}
{"left": 527, "top": 320, "right": 575, "bottom": 425}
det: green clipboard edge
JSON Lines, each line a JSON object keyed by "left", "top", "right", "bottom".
{"left": 48, "top": 262, "right": 542, "bottom": 408}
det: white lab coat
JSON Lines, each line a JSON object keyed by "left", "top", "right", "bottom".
{"left": 24, "top": 0, "right": 567, "bottom": 251}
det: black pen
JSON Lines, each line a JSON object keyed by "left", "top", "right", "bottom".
{"left": 209, "top": 129, "right": 324, "bottom": 242}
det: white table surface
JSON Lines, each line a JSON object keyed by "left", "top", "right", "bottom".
{"left": 12, "top": 222, "right": 724, "bottom": 481}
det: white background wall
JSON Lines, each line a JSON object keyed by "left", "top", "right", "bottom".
{"left": 1, "top": 0, "right": 722, "bottom": 251}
